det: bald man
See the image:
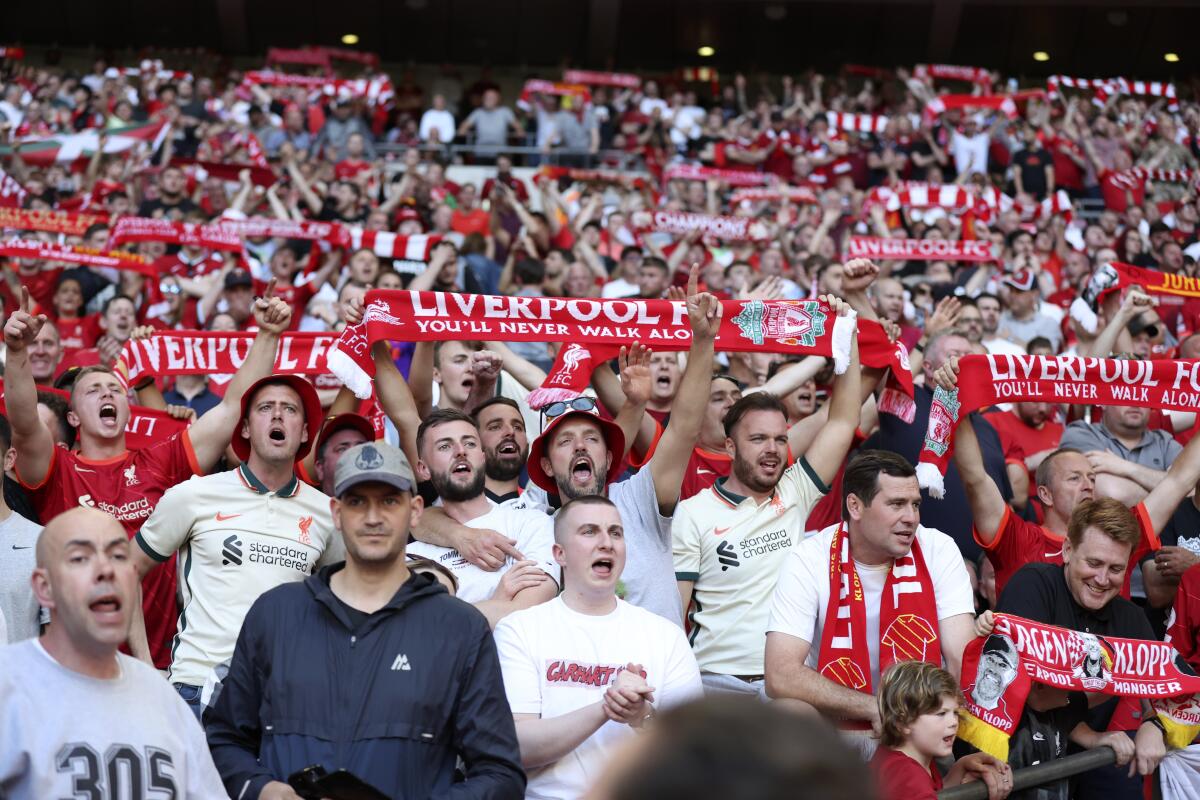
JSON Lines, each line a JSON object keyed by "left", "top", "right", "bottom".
{"left": 0, "top": 508, "right": 224, "bottom": 799}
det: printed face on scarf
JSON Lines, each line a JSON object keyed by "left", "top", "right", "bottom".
{"left": 726, "top": 408, "right": 788, "bottom": 495}
{"left": 544, "top": 417, "right": 612, "bottom": 501}
{"left": 241, "top": 383, "right": 309, "bottom": 466}
{"left": 846, "top": 473, "right": 922, "bottom": 563}
{"left": 649, "top": 352, "right": 681, "bottom": 403}
{"left": 417, "top": 419, "right": 486, "bottom": 503}
{"left": 69, "top": 369, "right": 130, "bottom": 444}
{"left": 477, "top": 403, "right": 528, "bottom": 482}
{"left": 1063, "top": 527, "right": 1131, "bottom": 611}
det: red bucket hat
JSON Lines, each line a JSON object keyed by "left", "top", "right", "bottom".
{"left": 526, "top": 400, "right": 626, "bottom": 495}
{"left": 232, "top": 375, "right": 324, "bottom": 463}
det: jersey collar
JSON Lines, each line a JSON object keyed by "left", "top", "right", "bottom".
{"left": 712, "top": 476, "right": 776, "bottom": 508}
{"left": 237, "top": 462, "right": 300, "bottom": 498}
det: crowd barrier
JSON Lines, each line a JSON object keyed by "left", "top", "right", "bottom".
{"left": 937, "top": 746, "right": 1119, "bottom": 800}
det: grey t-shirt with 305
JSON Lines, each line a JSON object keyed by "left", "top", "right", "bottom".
{"left": 0, "top": 511, "right": 41, "bottom": 642}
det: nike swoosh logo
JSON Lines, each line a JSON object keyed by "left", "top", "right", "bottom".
{"left": 11, "top": 545, "right": 31, "bottom": 550}
{"left": 216, "top": 513, "right": 242, "bottom": 521}
{"left": 713, "top": 527, "right": 730, "bottom": 536}
{"left": 76, "top": 468, "right": 95, "bottom": 473}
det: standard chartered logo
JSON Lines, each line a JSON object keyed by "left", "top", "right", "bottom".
{"left": 222, "top": 535, "right": 243, "bottom": 566}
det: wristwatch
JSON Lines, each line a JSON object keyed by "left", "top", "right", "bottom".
{"left": 1141, "top": 716, "right": 1167, "bottom": 737}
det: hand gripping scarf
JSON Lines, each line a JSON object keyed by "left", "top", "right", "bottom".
{"left": 327, "top": 290, "right": 857, "bottom": 400}
{"left": 818, "top": 523, "right": 940, "bottom": 729}
{"left": 960, "top": 613, "right": 1200, "bottom": 760}
{"left": 1071, "top": 261, "right": 1200, "bottom": 334}
{"left": 918, "top": 354, "right": 1200, "bottom": 498}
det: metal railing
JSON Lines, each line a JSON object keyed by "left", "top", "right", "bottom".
{"left": 937, "top": 746, "right": 1117, "bottom": 800}
{"left": 374, "top": 141, "right": 646, "bottom": 171}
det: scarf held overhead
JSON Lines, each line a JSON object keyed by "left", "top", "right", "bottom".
{"left": 1071, "top": 261, "right": 1200, "bottom": 334}
{"left": 918, "top": 354, "right": 1200, "bottom": 497}
{"left": 846, "top": 237, "right": 996, "bottom": 262}
{"left": 118, "top": 331, "right": 339, "bottom": 388}
{"left": 959, "top": 613, "right": 1200, "bottom": 760}
{"left": 109, "top": 216, "right": 244, "bottom": 253}
{"left": 327, "top": 290, "right": 856, "bottom": 399}
{"left": 631, "top": 210, "right": 769, "bottom": 242}
{"left": 0, "top": 207, "right": 108, "bottom": 235}
{"left": 0, "top": 240, "right": 158, "bottom": 277}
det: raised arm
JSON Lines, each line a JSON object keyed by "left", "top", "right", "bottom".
{"left": 797, "top": 298, "right": 860, "bottom": 486}
{"left": 1144, "top": 433, "right": 1200, "bottom": 535}
{"left": 3, "top": 288, "right": 55, "bottom": 486}
{"left": 647, "top": 267, "right": 718, "bottom": 514}
{"left": 935, "top": 357, "right": 1008, "bottom": 543}
{"left": 371, "top": 341, "right": 422, "bottom": 467}
{"left": 185, "top": 283, "right": 294, "bottom": 470}
{"left": 1078, "top": 289, "right": 1150, "bottom": 358}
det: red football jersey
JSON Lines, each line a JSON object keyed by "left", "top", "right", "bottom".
{"left": 680, "top": 447, "right": 733, "bottom": 501}
{"left": 983, "top": 410, "right": 1064, "bottom": 499}
{"left": 19, "top": 434, "right": 201, "bottom": 668}
{"left": 979, "top": 504, "right": 1156, "bottom": 599}
{"left": 1168, "top": 565, "right": 1200, "bottom": 670}
{"left": 869, "top": 746, "right": 941, "bottom": 800}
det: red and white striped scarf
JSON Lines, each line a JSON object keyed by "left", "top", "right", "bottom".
{"left": 1048, "top": 76, "right": 1179, "bottom": 113}
{"left": 517, "top": 80, "right": 592, "bottom": 111}
{"left": 346, "top": 229, "right": 442, "bottom": 261}
{"left": 1130, "top": 166, "right": 1197, "bottom": 185}
{"left": 913, "top": 64, "right": 993, "bottom": 88}
{"left": 825, "top": 111, "right": 889, "bottom": 135}
{"left": 108, "top": 216, "right": 244, "bottom": 253}
{"left": 923, "top": 94, "right": 1017, "bottom": 121}
{"left": 0, "top": 166, "right": 27, "bottom": 209}
{"left": 240, "top": 71, "right": 395, "bottom": 107}
{"left": 730, "top": 186, "right": 819, "bottom": 205}
{"left": 0, "top": 239, "right": 158, "bottom": 277}
{"left": 1012, "top": 189, "right": 1074, "bottom": 224}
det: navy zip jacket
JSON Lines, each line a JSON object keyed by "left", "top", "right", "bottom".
{"left": 205, "top": 565, "right": 525, "bottom": 800}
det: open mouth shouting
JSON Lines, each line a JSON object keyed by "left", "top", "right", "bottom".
{"left": 268, "top": 425, "right": 287, "bottom": 443}
{"left": 89, "top": 592, "right": 124, "bottom": 624}
{"left": 496, "top": 437, "right": 520, "bottom": 457}
{"left": 451, "top": 457, "right": 474, "bottom": 477}
{"left": 591, "top": 557, "right": 615, "bottom": 579}
{"left": 571, "top": 455, "right": 594, "bottom": 485}
{"left": 98, "top": 403, "right": 120, "bottom": 427}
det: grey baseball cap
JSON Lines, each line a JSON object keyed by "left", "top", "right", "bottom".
{"left": 333, "top": 441, "right": 416, "bottom": 497}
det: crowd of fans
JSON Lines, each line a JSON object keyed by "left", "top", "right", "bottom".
{"left": 3, "top": 47, "right": 1200, "bottom": 800}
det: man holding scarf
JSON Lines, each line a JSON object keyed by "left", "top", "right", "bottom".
{"left": 764, "top": 449, "right": 976, "bottom": 755}
{"left": 973, "top": 500, "right": 1167, "bottom": 800}
{"left": 2, "top": 284, "right": 294, "bottom": 669}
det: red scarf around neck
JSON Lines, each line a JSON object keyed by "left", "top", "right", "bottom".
{"left": 818, "top": 523, "right": 940, "bottom": 726}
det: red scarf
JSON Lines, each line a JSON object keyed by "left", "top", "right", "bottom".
{"left": 527, "top": 343, "right": 621, "bottom": 410}
{"left": 960, "top": 613, "right": 1200, "bottom": 759}
{"left": 537, "top": 165, "right": 649, "bottom": 190}
{"left": 1070, "top": 261, "right": 1199, "bottom": 333}
{"left": 0, "top": 166, "right": 27, "bottom": 208}
{"left": 562, "top": 70, "right": 640, "bottom": 89}
{"left": 918, "top": 354, "right": 1200, "bottom": 497}
{"left": 1048, "top": 76, "right": 1179, "bottom": 113}
{"left": 662, "top": 164, "right": 774, "bottom": 187}
{"left": 914, "top": 64, "right": 993, "bottom": 88}
{"left": 846, "top": 237, "right": 995, "bottom": 262}
{"left": 328, "top": 290, "right": 857, "bottom": 399}
{"left": 172, "top": 158, "right": 275, "bottom": 188}
{"left": 0, "top": 207, "right": 108, "bottom": 235}
{"left": 117, "top": 331, "right": 339, "bottom": 388}
{"left": 922, "top": 94, "right": 1017, "bottom": 121}
{"left": 240, "top": 71, "right": 395, "bottom": 107}
{"left": 631, "top": 210, "right": 768, "bottom": 242}
{"left": 109, "top": 217, "right": 244, "bottom": 253}
{"left": 730, "top": 186, "right": 818, "bottom": 205}
{"left": 345, "top": 229, "right": 442, "bottom": 261}
{"left": 215, "top": 216, "right": 348, "bottom": 245}
{"left": 817, "top": 523, "right": 940, "bottom": 724}
{"left": 0, "top": 239, "right": 158, "bottom": 277}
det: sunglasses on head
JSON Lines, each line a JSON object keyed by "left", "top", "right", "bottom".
{"left": 159, "top": 280, "right": 182, "bottom": 295}
{"left": 541, "top": 396, "right": 598, "bottom": 423}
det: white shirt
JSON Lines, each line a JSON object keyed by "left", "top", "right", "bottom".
{"left": 767, "top": 523, "right": 974, "bottom": 688}
{"left": 419, "top": 108, "right": 456, "bottom": 143}
{"left": 495, "top": 597, "right": 702, "bottom": 799}
{"left": 983, "top": 337, "right": 1027, "bottom": 357}
{"left": 951, "top": 130, "right": 991, "bottom": 177}
{"left": 407, "top": 501, "right": 558, "bottom": 602}
{"left": 601, "top": 278, "right": 639, "bottom": 299}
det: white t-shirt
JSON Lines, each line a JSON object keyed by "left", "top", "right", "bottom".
{"left": 951, "top": 130, "right": 990, "bottom": 176}
{"left": 983, "top": 337, "right": 1027, "bottom": 357}
{"left": 0, "top": 640, "right": 225, "bottom": 799}
{"left": 767, "top": 523, "right": 974, "bottom": 688}
{"left": 407, "top": 501, "right": 558, "bottom": 603}
{"left": 419, "top": 108, "right": 456, "bottom": 143}
{"left": 495, "top": 597, "right": 702, "bottom": 799}
{"left": 601, "top": 278, "right": 639, "bottom": 299}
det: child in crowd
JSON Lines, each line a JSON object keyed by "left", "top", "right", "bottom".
{"left": 871, "top": 661, "right": 1013, "bottom": 800}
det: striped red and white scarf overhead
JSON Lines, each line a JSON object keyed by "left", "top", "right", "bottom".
{"left": 347, "top": 229, "right": 443, "bottom": 261}
{"left": 1047, "top": 75, "right": 1179, "bottom": 112}
{"left": 913, "top": 63, "right": 994, "bottom": 87}
{"left": 825, "top": 111, "right": 889, "bottom": 135}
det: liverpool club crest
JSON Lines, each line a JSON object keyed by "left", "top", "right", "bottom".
{"left": 731, "top": 300, "right": 827, "bottom": 348}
